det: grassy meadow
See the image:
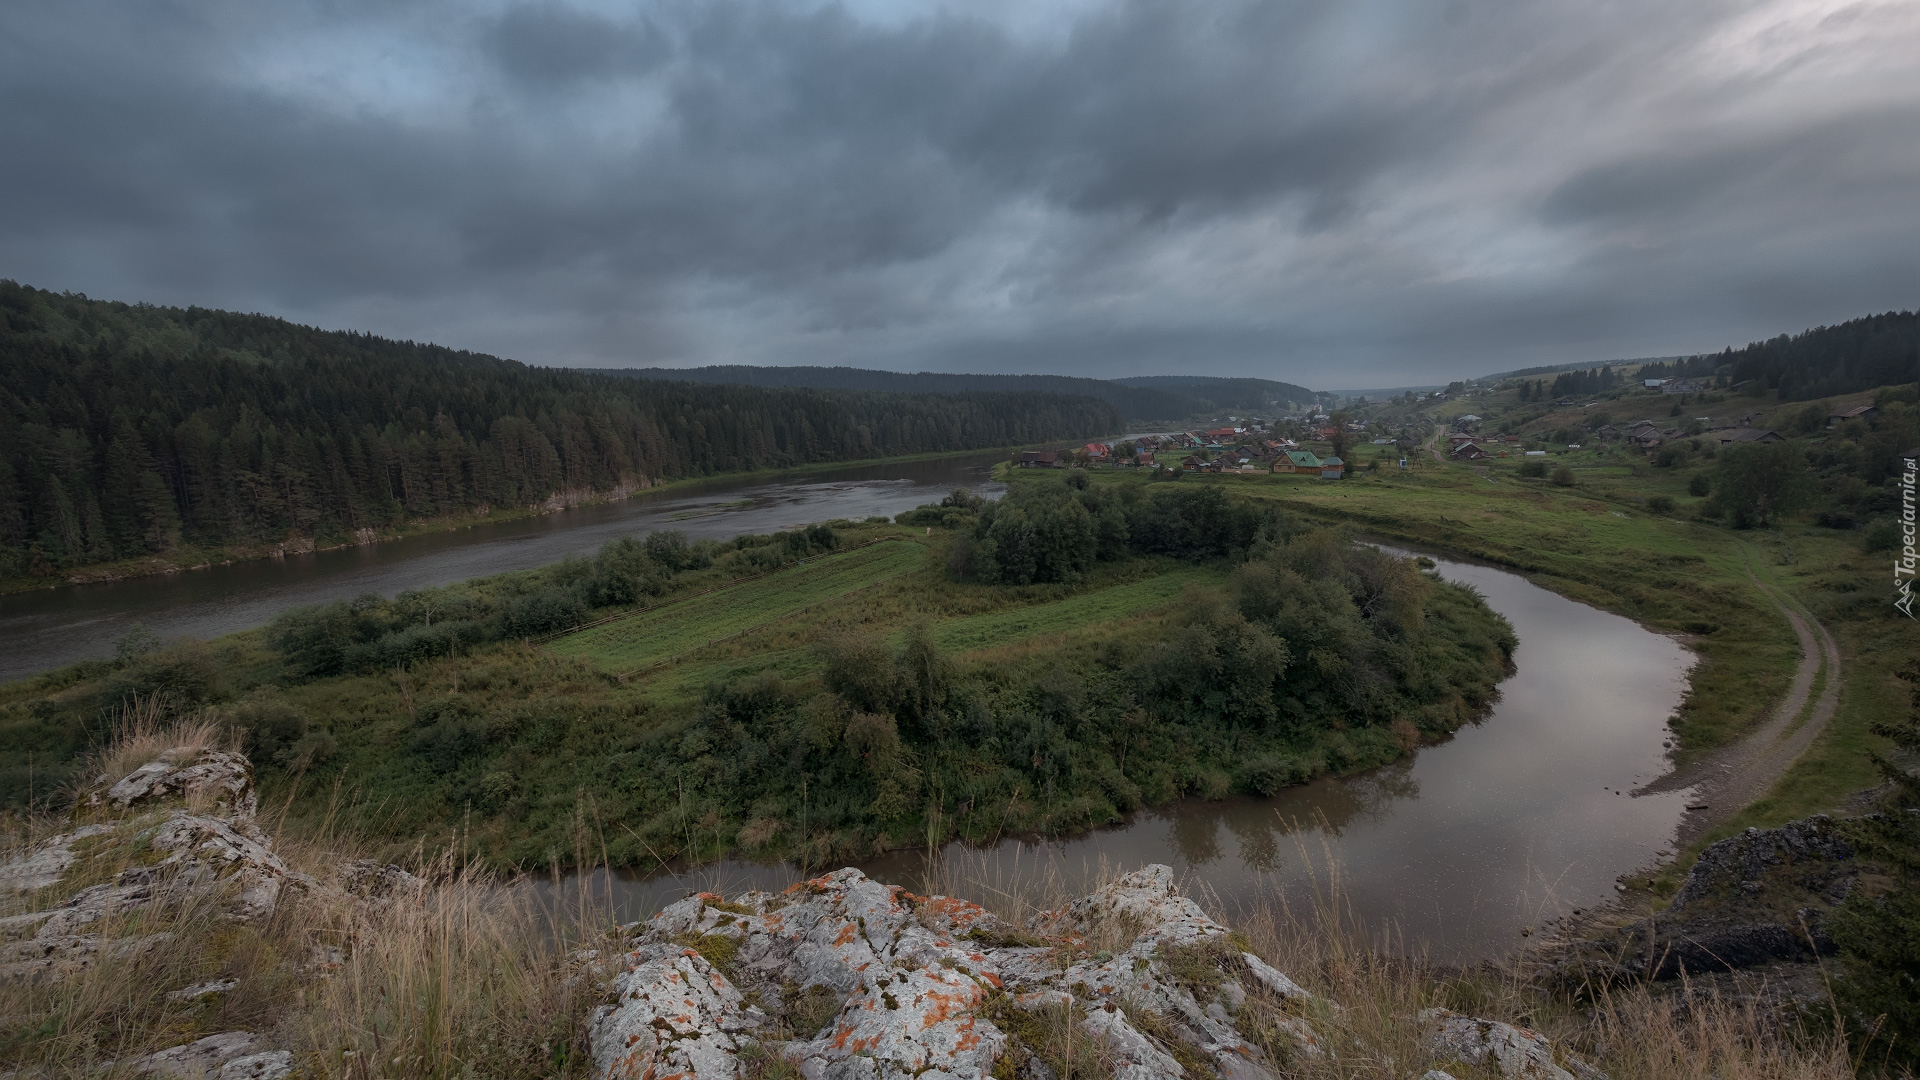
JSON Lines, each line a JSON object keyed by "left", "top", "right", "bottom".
{"left": 1169, "top": 378, "right": 1919, "bottom": 870}
{"left": 550, "top": 538, "right": 928, "bottom": 674}
{"left": 0, "top": 477, "right": 1517, "bottom": 873}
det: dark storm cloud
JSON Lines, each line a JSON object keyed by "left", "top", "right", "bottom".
{"left": 0, "top": 0, "right": 1914, "bottom": 384}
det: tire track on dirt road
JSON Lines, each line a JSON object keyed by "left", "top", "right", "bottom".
{"left": 1635, "top": 542, "right": 1842, "bottom": 847}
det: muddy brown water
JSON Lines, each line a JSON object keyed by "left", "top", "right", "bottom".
{"left": 0, "top": 453, "right": 1009, "bottom": 682}
{"left": 555, "top": 548, "right": 1698, "bottom": 960}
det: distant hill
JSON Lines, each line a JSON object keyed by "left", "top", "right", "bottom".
{"left": 605, "top": 365, "right": 1209, "bottom": 421}
{"left": 1636, "top": 312, "right": 1917, "bottom": 401}
{"left": 1482, "top": 358, "right": 1681, "bottom": 381}
{"left": 0, "top": 283, "right": 1120, "bottom": 579}
{"left": 1109, "top": 375, "right": 1327, "bottom": 414}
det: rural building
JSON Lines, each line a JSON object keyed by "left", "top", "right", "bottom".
{"left": 1829, "top": 405, "right": 1878, "bottom": 425}
{"left": 1018, "top": 450, "right": 1063, "bottom": 468}
{"left": 1319, "top": 456, "right": 1345, "bottom": 479}
{"left": 1450, "top": 443, "right": 1487, "bottom": 461}
{"left": 1716, "top": 428, "right": 1785, "bottom": 444}
{"left": 1272, "top": 450, "right": 1323, "bottom": 474}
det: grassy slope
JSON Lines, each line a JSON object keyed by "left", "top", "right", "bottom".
{"left": 0, "top": 497, "right": 1508, "bottom": 870}
{"left": 1223, "top": 382, "right": 1919, "bottom": 863}
{"left": 550, "top": 540, "right": 928, "bottom": 673}
{"left": 1076, "top": 463, "right": 1800, "bottom": 764}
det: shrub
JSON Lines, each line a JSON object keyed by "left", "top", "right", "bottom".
{"left": 1550, "top": 466, "right": 1576, "bottom": 487}
{"left": 494, "top": 588, "right": 585, "bottom": 639}
{"left": 1517, "top": 460, "right": 1547, "bottom": 478}
{"left": 1688, "top": 473, "right": 1711, "bottom": 497}
{"left": 1863, "top": 518, "right": 1900, "bottom": 553}
{"left": 1709, "top": 440, "right": 1809, "bottom": 528}
{"left": 1645, "top": 495, "right": 1674, "bottom": 514}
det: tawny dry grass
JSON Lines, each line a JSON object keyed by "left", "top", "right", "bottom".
{"left": 79, "top": 694, "right": 232, "bottom": 799}
{"left": 1, "top": 726, "right": 617, "bottom": 1079}
{"left": 922, "top": 842, "right": 1856, "bottom": 1080}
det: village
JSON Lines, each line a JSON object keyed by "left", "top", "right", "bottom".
{"left": 1017, "top": 419, "right": 1358, "bottom": 478}
{"left": 1013, "top": 370, "right": 1891, "bottom": 480}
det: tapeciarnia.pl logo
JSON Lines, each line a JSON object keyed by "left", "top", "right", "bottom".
{"left": 1898, "top": 456, "right": 1917, "bottom": 619}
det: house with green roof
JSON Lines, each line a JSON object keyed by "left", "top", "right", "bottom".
{"left": 1271, "top": 450, "right": 1322, "bottom": 475}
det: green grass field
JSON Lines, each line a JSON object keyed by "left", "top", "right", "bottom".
{"left": 548, "top": 539, "right": 926, "bottom": 672}
{"left": 1073, "top": 465, "right": 1803, "bottom": 763}
{"left": 921, "top": 565, "right": 1222, "bottom": 654}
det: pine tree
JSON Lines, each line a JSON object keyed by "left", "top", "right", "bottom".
{"left": 1831, "top": 664, "right": 1920, "bottom": 1065}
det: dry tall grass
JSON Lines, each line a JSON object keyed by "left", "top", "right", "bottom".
{"left": 78, "top": 694, "right": 232, "bottom": 797}
{"left": 1, "top": 721, "right": 617, "bottom": 1079}
{"left": 1230, "top": 888, "right": 1854, "bottom": 1080}
{"left": 288, "top": 851, "right": 605, "bottom": 1079}
{"left": 5, "top": 712, "right": 1865, "bottom": 1079}
{"left": 919, "top": 840, "right": 1857, "bottom": 1080}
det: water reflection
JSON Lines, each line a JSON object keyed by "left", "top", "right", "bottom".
{"left": 0, "top": 453, "right": 1006, "bottom": 680}
{"left": 566, "top": 548, "right": 1695, "bottom": 960}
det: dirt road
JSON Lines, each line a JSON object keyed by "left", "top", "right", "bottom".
{"left": 1636, "top": 543, "right": 1842, "bottom": 846}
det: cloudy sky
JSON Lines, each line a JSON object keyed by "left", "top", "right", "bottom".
{"left": 1, "top": 0, "right": 1915, "bottom": 387}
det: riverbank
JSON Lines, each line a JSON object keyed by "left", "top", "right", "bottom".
{"left": 0, "top": 443, "right": 1058, "bottom": 597}
{"left": 1077, "top": 464, "right": 1913, "bottom": 893}
{"left": 1, "top": 731, "right": 1856, "bottom": 1079}
{"left": 2, "top": 484, "right": 1517, "bottom": 878}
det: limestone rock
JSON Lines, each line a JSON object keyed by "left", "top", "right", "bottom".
{"left": 1082, "top": 1003, "right": 1186, "bottom": 1080}
{"left": 167, "top": 976, "right": 240, "bottom": 1001}
{"left": 148, "top": 814, "right": 290, "bottom": 923}
{"left": 220, "top": 1051, "right": 294, "bottom": 1079}
{"left": 1029, "top": 865, "right": 1220, "bottom": 947}
{"left": 591, "top": 948, "right": 760, "bottom": 1080}
{"left": 0, "top": 748, "right": 292, "bottom": 983}
{"left": 590, "top": 866, "right": 1330, "bottom": 1080}
{"left": 339, "top": 859, "right": 424, "bottom": 902}
{"left": 125, "top": 1030, "right": 262, "bottom": 1077}
{"left": 91, "top": 749, "right": 258, "bottom": 821}
{"left": 1421, "top": 1008, "right": 1575, "bottom": 1080}
{"left": 0, "top": 824, "right": 113, "bottom": 893}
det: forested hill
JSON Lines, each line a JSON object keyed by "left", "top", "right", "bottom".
{"left": 607, "top": 365, "right": 1200, "bottom": 421}
{"left": 0, "top": 282, "right": 1120, "bottom": 578}
{"left": 607, "top": 367, "right": 1328, "bottom": 421}
{"left": 1110, "top": 375, "right": 1326, "bottom": 414}
{"left": 1635, "top": 311, "right": 1917, "bottom": 400}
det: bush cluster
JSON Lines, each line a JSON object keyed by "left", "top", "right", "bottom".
{"left": 265, "top": 525, "right": 838, "bottom": 679}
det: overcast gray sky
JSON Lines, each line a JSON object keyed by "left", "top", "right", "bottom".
{"left": 1, "top": 0, "right": 1915, "bottom": 387}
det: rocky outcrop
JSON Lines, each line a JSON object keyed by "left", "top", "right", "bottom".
{"left": 88, "top": 748, "right": 259, "bottom": 821}
{"left": 589, "top": 865, "right": 1598, "bottom": 1080}
{"left": 119, "top": 1031, "right": 293, "bottom": 1078}
{"left": 1, "top": 799, "right": 297, "bottom": 982}
{"left": 0, "top": 744, "right": 299, "bottom": 1071}
{"left": 1421, "top": 1009, "right": 1576, "bottom": 1080}
{"left": 1559, "top": 816, "right": 1860, "bottom": 986}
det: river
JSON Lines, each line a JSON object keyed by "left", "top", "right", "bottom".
{"left": 0, "top": 452, "right": 1008, "bottom": 682}
{"left": 6, "top": 458, "right": 1697, "bottom": 958}
{"left": 551, "top": 547, "right": 1695, "bottom": 960}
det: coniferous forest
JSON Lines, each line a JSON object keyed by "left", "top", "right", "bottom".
{"left": 1634, "top": 310, "right": 1916, "bottom": 398}
{"left": 0, "top": 282, "right": 1121, "bottom": 580}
